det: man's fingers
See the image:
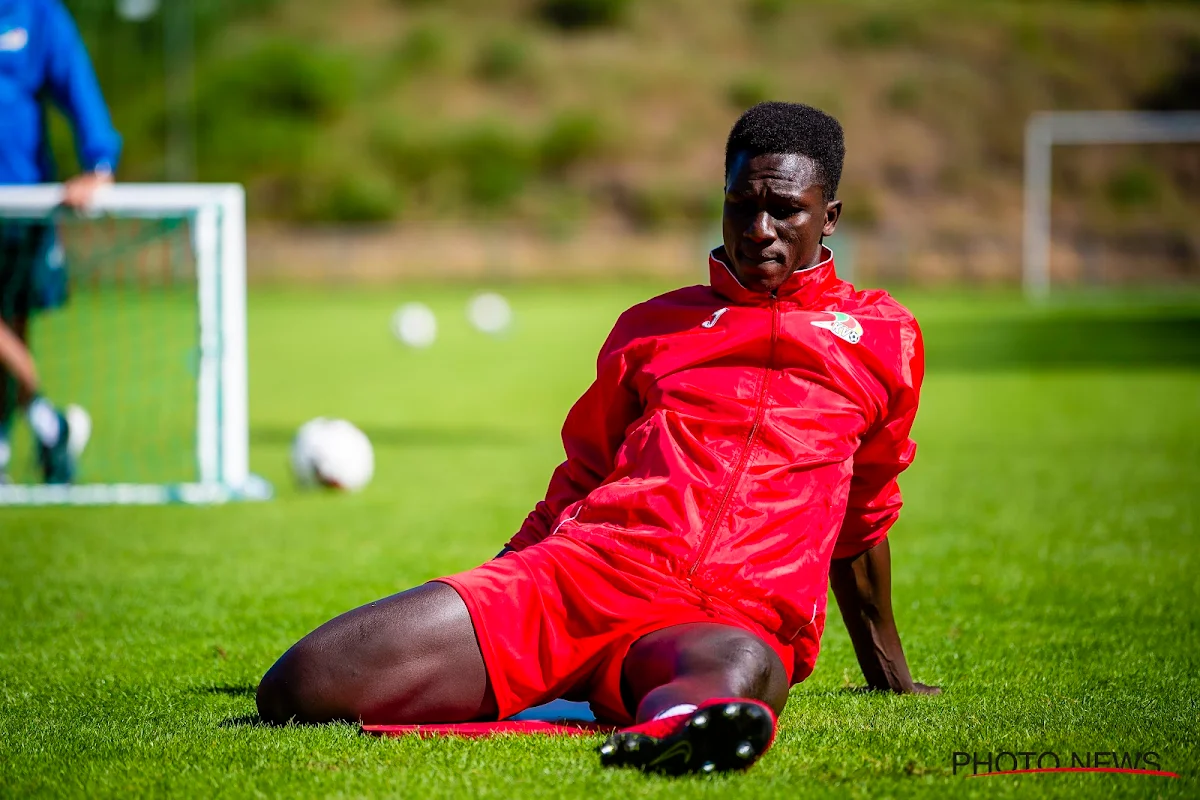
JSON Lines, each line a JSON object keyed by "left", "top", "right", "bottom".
{"left": 63, "top": 173, "right": 112, "bottom": 209}
{"left": 62, "top": 182, "right": 91, "bottom": 209}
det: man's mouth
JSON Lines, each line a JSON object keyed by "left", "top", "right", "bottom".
{"left": 739, "top": 251, "right": 782, "bottom": 268}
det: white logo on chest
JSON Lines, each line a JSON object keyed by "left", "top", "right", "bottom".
{"left": 811, "top": 311, "right": 864, "bottom": 344}
{"left": 701, "top": 308, "right": 729, "bottom": 329}
{"left": 0, "top": 28, "right": 28, "bottom": 52}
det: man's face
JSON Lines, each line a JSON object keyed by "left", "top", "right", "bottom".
{"left": 721, "top": 152, "right": 842, "bottom": 294}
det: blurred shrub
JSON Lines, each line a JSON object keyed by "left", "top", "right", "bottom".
{"left": 452, "top": 125, "right": 535, "bottom": 210}
{"left": 536, "top": 189, "right": 590, "bottom": 239}
{"left": 745, "top": 0, "right": 794, "bottom": 25}
{"left": 317, "top": 171, "right": 405, "bottom": 223}
{"left": 1107, "top": 165, "right": 1162, "bottom": 210}
{"left": 369, "top": 119, "right": 445, "bottom": 188}
{"left": 391, "top": 22, "right": 452, "bottom": 77}
{"left": 838, "top": 186, "right": 880, "bottom": 226}
{"left": 625, "top": 184, "right": 719, "bottom": 231}
{"left": 1137, "top": 37, "right": 1200, "bottom": 111}
{"left": 835, "top": 12, "right": 923, "bottom": 50}
{"left": 191, "top": 40, "right": 352, "bottom": 195}
{"left": 195, "top": 116, "right": 318, "bottom": 177}
{"left": 539, "top": 111, "right": 607, "bottom": 173}
{"left": 371, "top": 111, "right": 610, "bottom": 214}
{"left": 475, "top": 35, "right": 531, "bottom": 83}
{"left": 727, "top": 73, "right": 775, "bottom": 109}
{"left": 201, "top": 40, "right": 352, "bottom": 121}
{"left": 885, "top": 77, "right": 922, "bottom": 111}
{"left": 535, "top": 0, "right": 630, "bottom": 31}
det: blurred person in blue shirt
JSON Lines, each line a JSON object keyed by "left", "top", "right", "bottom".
{"left": 0, "top": 0, "right": 121, "bottom": 484}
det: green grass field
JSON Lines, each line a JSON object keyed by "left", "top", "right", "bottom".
{"left": 2, "top": 284, "right": 1198, "bottom": 797}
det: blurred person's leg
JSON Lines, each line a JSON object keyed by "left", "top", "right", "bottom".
{"left": 0, "top": 223, "right": 87, "bottom": 483}
{"left": 0, "top": 223, "right": 32, "bottom": 479}
{"left": 0, "top": 317, "right": 24, "bottom": 479}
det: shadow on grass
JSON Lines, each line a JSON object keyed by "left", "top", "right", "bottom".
{"left": 196, "top": 684, "right": 257, "bottom": 697}
{"left": 251, "top": 425, "right": 525, "bottom": 448}
{"left": 923, "top": 312, "right": 1200, "bottom": 371}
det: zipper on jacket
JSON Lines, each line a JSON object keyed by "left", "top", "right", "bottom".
{"left": 687, "top": 295, "right": 780, "bottom": 580}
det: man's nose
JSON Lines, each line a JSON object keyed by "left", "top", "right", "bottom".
{"left": 746, "top": 210, "right": 773, "bottom": 241}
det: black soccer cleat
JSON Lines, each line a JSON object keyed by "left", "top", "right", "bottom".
{"left": 37, "top": 404, "right": 90, "bottom": 485}
{"left": 597, "top": 698, "right": 777, "bottom": 775}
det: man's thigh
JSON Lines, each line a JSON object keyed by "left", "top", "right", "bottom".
{"left": 258, "top": 581, "right": 495, "bottom": 725}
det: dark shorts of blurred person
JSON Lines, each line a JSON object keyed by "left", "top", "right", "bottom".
{"left": 0, "top": 221, "right": 68, "bottom": 321}
{"left": 0, "top": 220, "right": 68, "bottom": 418}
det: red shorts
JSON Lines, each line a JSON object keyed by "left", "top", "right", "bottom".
{"left": 437, "top": 536, "right": 793, "bottom": 725}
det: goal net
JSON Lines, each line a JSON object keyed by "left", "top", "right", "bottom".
{"left": 0, "top": 184, "right": 266, "bottom": 505}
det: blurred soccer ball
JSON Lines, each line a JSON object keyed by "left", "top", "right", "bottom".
{"left": 117, "top": 0, "right": 159, "bottom": 21}
{"left": 290, "top": 418, "right": 374, "bottom": 492}
{"left": 391, "top": 302, "right": 438, "bottom": 348}
{"left": 467, "top": 292, "right": 513, "bottom": 335}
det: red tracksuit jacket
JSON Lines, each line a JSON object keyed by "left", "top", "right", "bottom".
{"left": 507, "top": 246, "right": 923, "bottom": 682}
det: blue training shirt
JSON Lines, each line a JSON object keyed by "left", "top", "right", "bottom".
{"left": 0, "top": 0, "right": 121, "bottom": 184}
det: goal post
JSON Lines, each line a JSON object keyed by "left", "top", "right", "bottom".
{"left": 1023, "top": 111, "right": 1200, "bottom": 301}
{"left": 0, "top": 183, "right": 268, "bottom": 505}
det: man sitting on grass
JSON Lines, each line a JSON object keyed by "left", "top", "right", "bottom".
{"left": 258, "top": 101, "right": 939, "bottom": 775}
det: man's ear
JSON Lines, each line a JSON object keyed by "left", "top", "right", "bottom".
{"left": 822, "top": 200, "right": 842, "bottom": 237}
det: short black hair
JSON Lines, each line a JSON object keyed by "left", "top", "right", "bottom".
{"left": 725, "top": 101, "right": 845, "bottom": 200}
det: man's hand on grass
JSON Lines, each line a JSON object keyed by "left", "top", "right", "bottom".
{"left": 906, "top": 682, "right": 942, "bottom": 695}
{"left": 850, "top": 681, "right": 941, "bottom": 695}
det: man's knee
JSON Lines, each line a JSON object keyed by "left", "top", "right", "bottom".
{"left": 256, "top": 640, "right": 333, "bottom": 725}
{"left": 712, "top": 634, "right": 788, "bottom": 712}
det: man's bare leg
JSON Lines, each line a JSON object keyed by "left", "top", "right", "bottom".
{"left": 621, "top": 622, "right": 789, "bottom": 721}
{"left": 256, "top": 582, "right": 496, "bottom": 725}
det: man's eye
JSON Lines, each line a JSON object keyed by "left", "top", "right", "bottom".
{"left": 769, "top": 205, "right": 797, "bottom": 219}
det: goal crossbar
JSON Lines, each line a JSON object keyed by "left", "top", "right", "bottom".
{"left": 1023, "top": 111, "right": 1200, "bottom": 300}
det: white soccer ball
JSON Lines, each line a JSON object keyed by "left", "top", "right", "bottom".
{"left": 467, "top": 292, "right": 513, "bottom": 335}
{"left": 390, "top": 302, "right": 438, "bottom": 348}
{"left": 290, "top": 418, "right": 375, "bottom": 492}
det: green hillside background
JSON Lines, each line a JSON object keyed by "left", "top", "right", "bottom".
{"left": 50, "top": 0, "right": 1200, "bottom": 282}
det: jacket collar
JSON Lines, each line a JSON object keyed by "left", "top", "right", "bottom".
{"left": 709, "top": 245, "right": 839, "bottom": 307}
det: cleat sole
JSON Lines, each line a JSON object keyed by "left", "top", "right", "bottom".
{"left": 597, "top": 701, "right": 774, "bottom": 775}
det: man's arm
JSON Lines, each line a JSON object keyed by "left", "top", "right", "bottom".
{"left": 831, "top": 312, "right": 936, "bottom": 692}
{"left": 42, "top": 1, "right": 121, "bottom": 208}
{"left": 829, "top": 540, "right": 939, "bottom": 694}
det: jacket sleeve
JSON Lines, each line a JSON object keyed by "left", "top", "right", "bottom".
{"left": 507, "top": 321, "right": 642, "bottom": 552}
{"left": 42, "top": 0, "right": 122, "bottom": 174}
{"left": 833, "top": 317, "right": 924, "bottom": 560}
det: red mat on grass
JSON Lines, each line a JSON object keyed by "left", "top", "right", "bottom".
{"left": 362, "top": 699, "right": 617, "bottom": 738}
{"left": 363, "top": 720, "right": 615, "bottom": 738}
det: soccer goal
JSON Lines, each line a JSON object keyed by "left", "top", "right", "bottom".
{"left": 0, "top": 184, "right": 268, "bottom": 505}
{"left": 1023, "top": 111, "right": 1200, "bottom": 301}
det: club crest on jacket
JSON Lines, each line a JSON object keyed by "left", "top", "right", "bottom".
{"left": 811, "top": 311, "right": 863, "bottom": 344}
